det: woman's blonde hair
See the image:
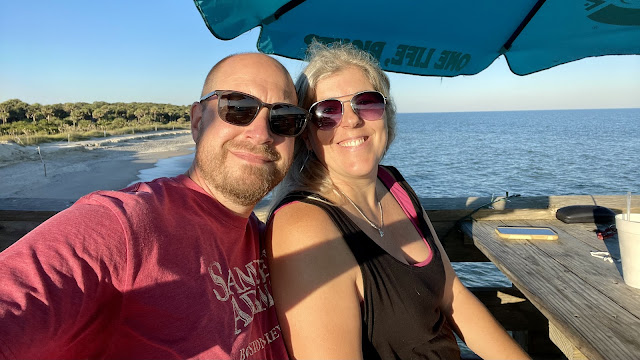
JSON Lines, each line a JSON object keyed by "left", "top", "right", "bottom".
{"left": 270, "top": 41, "right": 397, "bottom": 211}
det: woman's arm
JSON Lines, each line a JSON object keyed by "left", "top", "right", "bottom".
{"left": 447, "top": 275, "right": 531, "bottom": 359}
{"left": 426, "top": 212, "right": 531, "bottom": 360}
{"left": 267, "top": 202, "right": 364, "bottom": 359}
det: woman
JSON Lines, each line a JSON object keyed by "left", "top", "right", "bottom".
{"left": 266, "top": 42, "right": 530, "bottom": 360}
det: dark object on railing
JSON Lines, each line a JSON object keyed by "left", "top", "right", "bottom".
{"left": 556, "top": 205, "right": 616, "bottom": 224}
{"left": 595, "top": 224, "right": 617, "bottom": 240}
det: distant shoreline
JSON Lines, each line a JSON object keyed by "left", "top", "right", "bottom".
{"left": 0, "top": 130, "right": 194, "bottom": 201}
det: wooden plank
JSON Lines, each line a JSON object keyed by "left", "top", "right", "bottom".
{"left": 545, "top": 195, "right": 640, "bottom": 215}
{"left": 461, "top": 221, "right": 640, "bottom": 360}
{"left": 549, "top": 221, "right": 609, "bottom": 249}
{"left": 470, "top": 219, "right": 637, "bottom": 360}
{"left": 549, "top": 322, "right": 587, "bottom": 360}
{"left": 520, "top": 220, "right": 640, "bottom": 319}
{"left": 0, "top": 220, "right": 48, "bottom": 251}
{"left": 427, "top": 208, "right": 554, "bottom": 222}
{"left": 0, "top": 210, "right": 59, "bottom": 222}
{"left": 422, "top": 194, "right": 639, "bottom": 213}
{"left": 0, "top": 197, "right": 75, "bottom": 212}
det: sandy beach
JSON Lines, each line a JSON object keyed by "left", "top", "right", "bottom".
{"left": 0, "top": 130, "right": 195, "bottom": 203}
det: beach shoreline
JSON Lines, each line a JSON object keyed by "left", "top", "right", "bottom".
{"left": 0, "top": 130, "right": 195, "bottom": 202}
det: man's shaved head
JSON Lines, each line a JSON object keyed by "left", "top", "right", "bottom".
{"left": 201, "top": 53, "right": 293, "bottom": 97}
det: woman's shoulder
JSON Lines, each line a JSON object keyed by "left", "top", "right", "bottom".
{"left": 271, "top": 191, "right": 333, "bottom": 221}
{"left": 269, "top": 195, "right": 350, "bottom": 253}
{"left": 272, "top": 198, "right": 337, "bottom": 232}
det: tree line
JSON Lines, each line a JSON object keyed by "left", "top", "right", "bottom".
{"left": 0, "top": 99, "right": 191, "bottom": 144}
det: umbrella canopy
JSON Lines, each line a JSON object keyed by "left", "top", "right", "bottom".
{"left": 194, "top": 0, "right": 640, "bottom": 76}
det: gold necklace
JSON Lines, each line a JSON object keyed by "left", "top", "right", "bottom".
{"left": 337, "top": 188, "right": 384, "bottom": 237}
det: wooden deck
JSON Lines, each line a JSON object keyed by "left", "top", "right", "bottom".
{"left": 461, "top": 219, "right": 640, "bottom": 360}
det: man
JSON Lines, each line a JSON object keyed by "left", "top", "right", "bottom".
{"left": 0, "top": 53, "right": 309, "bottom": 359}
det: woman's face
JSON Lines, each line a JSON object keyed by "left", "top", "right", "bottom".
{"left": 306, "top": 66, "right": 388, "bottom": 183}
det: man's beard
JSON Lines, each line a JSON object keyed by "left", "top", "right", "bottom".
{"left": 194, "top": 139, "right": 289, "bottom": 207}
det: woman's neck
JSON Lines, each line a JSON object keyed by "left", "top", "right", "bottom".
{"left": 331, "top": 173, "right": 381, "bottom": 212}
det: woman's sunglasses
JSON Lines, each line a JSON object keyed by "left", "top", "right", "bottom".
{"left": 309, "top": 90, "right": 386, "bottom": 130}
{"left": 200, "top": 90, "right": 309, "bottom": 137}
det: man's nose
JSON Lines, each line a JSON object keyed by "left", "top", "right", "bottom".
{"left": 244, "top": 107, "right": 274, "bottom": 144}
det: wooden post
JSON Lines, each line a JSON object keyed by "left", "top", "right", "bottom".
{"left": 36, "top": 146, "right": 46, "bottom": 177}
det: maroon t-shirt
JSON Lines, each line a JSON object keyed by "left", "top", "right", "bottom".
{"left": 0, "top": 175, "right": 288, "bottom": 360}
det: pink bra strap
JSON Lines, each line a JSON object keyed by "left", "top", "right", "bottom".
{"left": 377, "top": 166, "right": 433, "bottom": 266}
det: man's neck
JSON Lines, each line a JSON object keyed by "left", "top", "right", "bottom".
{"left": 186, "top": 168, "right": 255, "bottom": 218}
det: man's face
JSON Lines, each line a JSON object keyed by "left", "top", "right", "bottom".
{"left": 191, "top": 54, "right": 297, "bottom": 207}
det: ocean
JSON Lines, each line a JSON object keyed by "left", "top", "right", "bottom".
{"left": 384, "top": 108, "right": 639, "bottom": 198}
{"left": 132, "top": 108, "right": 640, "bottom": 288}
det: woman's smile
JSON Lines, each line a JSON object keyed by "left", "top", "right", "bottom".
{"left": 337, "top": 136, "right": 368, "bottom": 148}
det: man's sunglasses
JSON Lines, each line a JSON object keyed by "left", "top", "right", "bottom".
{"left": 309, "top": 90, "right": 386, "bottom": 130}
{"left": 200, "top": 90, "right": 309, "bottom": 137}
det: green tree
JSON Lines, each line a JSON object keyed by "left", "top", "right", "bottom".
{"left": 77, "top": 119, "right": 93, "bottom": 131}
{"left": 0, "top": 105, "right": 9, "bottom": 125}
{"left": 183, "top": 107, "right": 191, "bottom": 123}
{"left": 111, "top": 103, "right": 124, "bottom": 119}
{"left": 92, "top": 105, "right": 110, "bottom": 122}
{"left": 1, "top": 99, "right": 29, "bottom": 123}
{"left": 96, "top": 118, "right": 110, "bottom": 131}
{"left": 134, "top": 108, "right": 147, "bottom": 123}
{"left": 26, "top": 103, "right": 42, "bottom": 123}
{"left": 110, "top": 117, "right": 126, "bottom": 129}
{"left": 70, "top": 108, "right": 89, "bottom": 128}
{"left": 63, "top": 103, "right": 77, "bottom": 122}
{"left": 125, "top": 104, "right": 137, "bottom": 121}
{"left": 149, "top": 105, "right": 159, "bottom": 122}
{"left": 41, "top": 105, "right": 54, "bottom": 123}
{"left": 92, "top": 101, "right": 108, "bottom": 109}
{"left": 46, "top": 104, "right": 65, "bottom": 119}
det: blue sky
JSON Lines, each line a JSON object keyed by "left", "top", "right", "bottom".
{"left": 1, "top": 0, "right": 639, "bottom": 113}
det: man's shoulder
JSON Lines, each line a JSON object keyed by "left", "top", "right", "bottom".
{"left": 71, "top": 176, "right": 189, "bottom": 216}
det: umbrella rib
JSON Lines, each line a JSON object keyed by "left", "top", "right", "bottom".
{"left": 265, "top": 0, "right": 307, "bottom": 24}
{"left": 501, "top": 0, "right": 547, "bottom": 53}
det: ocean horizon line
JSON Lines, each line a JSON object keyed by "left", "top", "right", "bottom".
{"left": 398, "top": 107, "right": 640, "bottom": 115}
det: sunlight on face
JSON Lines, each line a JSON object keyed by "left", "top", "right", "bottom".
{"left": 309, "top": 66, "right": 388, "bottom": 182}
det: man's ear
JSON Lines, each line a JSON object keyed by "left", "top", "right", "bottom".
{"left": 190, "top": 102, "right": 204, "bottom": 142}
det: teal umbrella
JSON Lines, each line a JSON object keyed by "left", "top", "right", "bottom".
{"left": 193, "top": 0, "right": 640, "bottom": 76}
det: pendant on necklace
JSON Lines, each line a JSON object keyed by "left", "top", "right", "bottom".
{"left": 378, "top": 229, "right": 384, "bottom": 237}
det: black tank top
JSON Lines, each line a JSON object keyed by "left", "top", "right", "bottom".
{"left": 275, "top": 166, "right": 460, "bottom": 359}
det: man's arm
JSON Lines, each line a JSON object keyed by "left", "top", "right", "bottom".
{"left": 0, "top": 202, "right": 126, "bottom": 359}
